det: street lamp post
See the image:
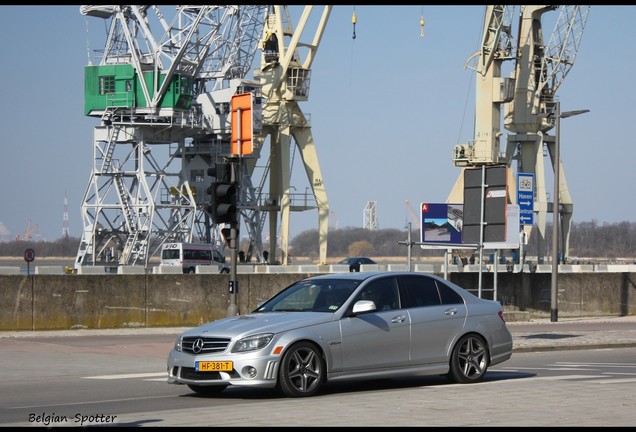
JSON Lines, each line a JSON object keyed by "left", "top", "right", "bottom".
{"left": 551, "top": 102, "right": 590, "bottom": 322}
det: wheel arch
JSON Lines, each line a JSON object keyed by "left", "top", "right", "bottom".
{"left": 448, "top": 330, "right": 492, "bottom": 361}
{"left": 277, "top": 337, "right": 330, "bottom": 383}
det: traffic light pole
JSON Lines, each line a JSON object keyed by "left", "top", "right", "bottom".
{"left": 225, "top": 92, "right": 254, "bottom": 317}
{"left": 227, "top": 158, "right": 240, "bottom": 317}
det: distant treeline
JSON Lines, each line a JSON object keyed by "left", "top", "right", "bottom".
{"left": 0, "top": 235, "right": 80, "bottom": 258}
{"left": 1, "top": 221, "right": 634, "bottom": 261}
{"left": 289, "top": 220, "right": 636, "bottom": 261}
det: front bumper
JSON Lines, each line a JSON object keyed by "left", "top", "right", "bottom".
{"left": 167, "top": 348, "right": 281, "bottom": 388}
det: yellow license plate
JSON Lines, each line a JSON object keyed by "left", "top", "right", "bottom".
{"left": 196, "top": 361, "right": 233, "bottom": 372}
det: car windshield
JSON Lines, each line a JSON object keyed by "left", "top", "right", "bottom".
{"left": 254, "top": 279, "right": 361, "bottom": 313}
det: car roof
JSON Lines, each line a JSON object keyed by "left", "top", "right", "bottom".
{"left": 305, "top": 271, "right": 442, "bottom": 282}
{"left": 303, "top": 272, "right": 481, "bottom": 303}
{"left": 340, "top": 257, "right": 373, "bottom": 261}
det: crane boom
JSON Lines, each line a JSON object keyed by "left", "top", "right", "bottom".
{"left": 452, "top": 5, "right": 514, "bottom": 167}
{"left": 448, "top": 5, "right": 515, "bottom": 207}
{"left": 253, "top": 5, "right": 332, "bottom": 265}
{"left": 535, "top": 6, "right": 590, "bottom": 108}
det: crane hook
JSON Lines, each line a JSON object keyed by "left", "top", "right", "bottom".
{"left": 352, "top": 10, "right": 357, "bottom": 39}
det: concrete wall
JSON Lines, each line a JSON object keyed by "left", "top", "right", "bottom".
{"left": 0, "top": 270, "right": 634, "bottom": 331}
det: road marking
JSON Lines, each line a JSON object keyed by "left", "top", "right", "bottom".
{"left": 555, "top": 362, "right": 636, "bottom": 366}
{"left": 591, "top": 378, "right": 636, "bottom": 384}
{"left": 532, "top": 374, "right": 606, "bottom": 380}
{"left": 498, "top": 367, "right": 597, "bottom": 371}
{"left": 9, "top": 395, "right": 175, "bottom": 410}
{"left": 84, "top": 372, "right": 166, "bottom": 380}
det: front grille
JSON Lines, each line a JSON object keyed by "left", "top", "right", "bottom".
{"left": 182, "top": 336, "right": 231, "bottom": 354}
{"left": 179, "top": 367, "right": 240, "bottom": 380}
{"left": 180, "top": 367, "right": 222, "bottom": 380}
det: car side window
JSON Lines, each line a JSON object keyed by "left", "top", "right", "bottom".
{"left": 355, "top": 277, "right": 399, "bottom": 311}
{"left": 437, "top": 281, "right": 464, "bottom": 305}
{"left": 397, "top": 275, "right": 442, "bottom": 308}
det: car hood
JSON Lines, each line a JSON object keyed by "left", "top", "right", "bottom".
{"left": 181, "top": 312, "right": 334, "bottom": 339}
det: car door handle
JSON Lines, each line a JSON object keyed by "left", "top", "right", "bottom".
{"left": 391, "top": 315, "right": 406, "bottom": 323}
{"left": 444, "top": 308, "right": 458, "bottom": 316}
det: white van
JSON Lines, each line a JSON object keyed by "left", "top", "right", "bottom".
{"left": 160, "top": 243, "right": 230, "bottom": 274}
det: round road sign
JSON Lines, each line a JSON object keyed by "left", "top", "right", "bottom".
{"left": 24, "top": 248, "right": 35, "bottom": 263}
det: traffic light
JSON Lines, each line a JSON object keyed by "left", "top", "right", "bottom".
{"left": 206, "top": 181, "right": 237, "bottom": 224}
{"left": 207, "top": 162, "right": 230, "bottom": 182}
{"left": 206, "top": 160, "right": 238, "bottom": 224}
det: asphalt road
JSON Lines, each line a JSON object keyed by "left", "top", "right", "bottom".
{"left": 1, "top": 317, "right": 635, "bottom": 427}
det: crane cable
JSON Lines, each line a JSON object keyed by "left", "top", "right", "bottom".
{"left": 349, "top": 7, "right": 357, "bottom": 87}
{"left": 352, "top": 8, "right": 424, "bottom": 40}
{"left": 84, "top": 17, "right": 92, "bottom": 65}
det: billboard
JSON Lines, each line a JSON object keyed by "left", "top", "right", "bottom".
{"left": 462, "top": 166, "right": 508, "bottom": 243}
{"left": 419, "top": 202, "right": 520, "bottom": 250}
{"left": 420, "top": 203, "right": 464, "bottom": 248}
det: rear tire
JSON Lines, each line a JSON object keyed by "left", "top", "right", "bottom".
{"left": 447, "top": 334, "right": 489, "bottom": 383}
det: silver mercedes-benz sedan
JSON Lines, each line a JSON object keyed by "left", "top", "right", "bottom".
{"left": 167, "top": 271, "right": 513, "bottom": 397}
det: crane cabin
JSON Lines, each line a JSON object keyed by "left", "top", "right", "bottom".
{"left": 84, "top": 64, "right": 194, "bottom": 116}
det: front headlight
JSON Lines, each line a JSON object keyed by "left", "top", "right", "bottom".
{"left": 232, "top": 333, "right": 274, "bottom": 353}
{"left": 174, "top": 336, "right": 183, "bottom": 352}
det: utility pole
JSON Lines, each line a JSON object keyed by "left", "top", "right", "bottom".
{"left": 550, "top": 102, "right": 590, "bottom": 322}
{"left": 225, "top": 92, "right": 255, "bottom": 317}
{"left": 397, "top": 222, "right": 414, "bottom": 272}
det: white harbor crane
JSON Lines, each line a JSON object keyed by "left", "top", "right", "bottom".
{"left": 448, "top": 5, "right": 589, "bottom": 262}
{"left": 76, "top": 5, "right": 332, "bottom": 268}
{"left": 75, "top": 5, "right": 265, "bottom": 267}
{"left": 504, "top": 5, "right": 590, "bottom": 262}
{"left": 251, "top": 5, "right": 332, "bottom": 265}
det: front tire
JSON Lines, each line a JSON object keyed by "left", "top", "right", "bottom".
{"left": 187, "top": 384, "right": 228, "bottom": 396}
{"left": 447, "top": 334, "right": 489, "bottom": 383}
{"left": 277, "top": 341, "right": 324, "bottom": 397}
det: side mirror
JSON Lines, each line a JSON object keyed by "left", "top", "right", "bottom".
{"left": 351, "top": 300, "right": 376, "bottom": 314}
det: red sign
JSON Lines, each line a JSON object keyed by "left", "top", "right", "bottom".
{"left": 24, "top": 248, "right": 35, "bottom": 263}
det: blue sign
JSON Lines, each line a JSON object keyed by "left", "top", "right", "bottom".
{"left": 517, "top": 173, "right": 534, "bottom": 225}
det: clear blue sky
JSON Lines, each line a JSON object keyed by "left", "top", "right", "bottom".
{"left": 0, "top": 5, "right": 634, "bottom": 243}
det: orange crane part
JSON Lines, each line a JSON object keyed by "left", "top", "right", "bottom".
{"left": 404, "top": 200, "right": 421, "bottom": 230}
